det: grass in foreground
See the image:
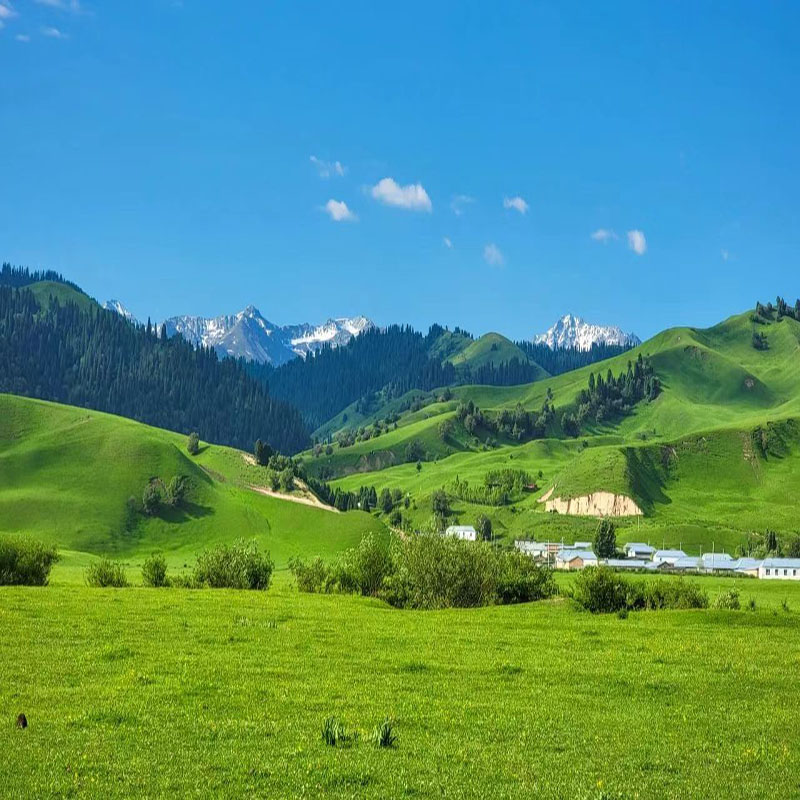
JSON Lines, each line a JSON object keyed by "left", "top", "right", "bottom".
{"left": 1, "top": 577, "right": 799, "bottom": 798}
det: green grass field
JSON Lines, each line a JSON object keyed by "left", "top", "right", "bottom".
{"left": 2, "top": 575, "right": 799, "bottom": 798}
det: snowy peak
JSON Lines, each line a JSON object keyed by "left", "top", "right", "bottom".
{"left": 533, "top": 314, "right": 640, "bottom": 351}
{"left": 103, "top": 300, "right": 137, "bottom": 323}
{"left": 162, "top": 307, "right": 373, "bottom": 365}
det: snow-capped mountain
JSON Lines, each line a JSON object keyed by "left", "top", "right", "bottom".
{"left": 162, "top": 306, "right": 373, "bottom": 365}
{"left": 533, "top": 314, "right": 640, "bottom": 351}
{"left": 103, "top": 299, "right": 138, "bottom": 323}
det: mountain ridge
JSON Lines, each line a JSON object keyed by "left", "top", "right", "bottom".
{"left": 534, "top": 313, "right": 640, "bottom": 351}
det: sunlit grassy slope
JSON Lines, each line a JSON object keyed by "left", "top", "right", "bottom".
{"left": 307, "top": 309, "right": 800, "bottom": 551}
{"left": 0, "top": 394, "right": 385, "bottom": 581}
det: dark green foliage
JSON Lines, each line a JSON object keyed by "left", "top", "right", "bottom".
{"left": 516, "top": 339, "right": 633, "bottom": 376}
{"left": 321, "top": 717, "right": 358, "bottom": 748}
{"left": 574, "top": 354, "right": 659, "bottom": 429}
{"left": 752, "top": 331, "right": 768, "bottom": 350}
{"left": 594, "top": 518, "right": 617, "bottom": 558}
{"left": 254, "top": 438, "right": 274, "bottom": 466}
{"left": 193, "top": 540, "right": 273, "bottom": 590}
{"left": 405, "top": 439, "right": 425, "bottom": 463}
{"left": 0, "top": 263, "right": 81, "bottom": 292}
{"left": 288, "top": 555, "right": 334, "bottom": 593}
{"left": 0, "top": 280, "right": 308, "bottom": 454}
{"left": 332, "top": 533, "right": 392, "bottom": 596}
{"left": 494, "top": 550, "right": 557, "bottom": 604}
{"left": 475, "top": 514, "right": 492, "bottom": 541}
{"left": 141, "top": 553, "right": 169, "bottom": 587}
{"left": 186, "top": 432, "right": 200, "bottom": 455}
{"left": 0, "top": 536, "right": 59, "bottom": 586}
{"left": 165, "top": 476, "right": 190, "bottom": 507}
{"left": 379, "top": 488, "right": 394, "bottom": 514}
{"left": 431, "top": 489, "right": 451, "bottom": 518}
{"left": 85, "top": 558, "right": 129, "bottom": 588}
{"left": 142, "top": 481, "right": 164, "bottom": 515}
{"left": 572, "top": 567, "right": 709, "bottom": 614}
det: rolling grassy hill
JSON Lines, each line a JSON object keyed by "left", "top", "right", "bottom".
{"left": 0, "top": 394, "right": 385, "bottom": 582}
{"left": 447, "top": 332, "right": 545, "bottom": 374}
{"left": 307, "top": 307, "right": 800, "bottom": 552}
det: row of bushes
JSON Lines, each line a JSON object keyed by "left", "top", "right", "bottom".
{"left": 289, "top": 533, "right": 557, "bottom": 609}
{"left": 571, "top": 567, "right": 709, "bottom": 613}
{"left": 85, "top": 540, "right": 274, "bottom": 590}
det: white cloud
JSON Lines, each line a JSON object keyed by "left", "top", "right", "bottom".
{"left": 15, "top": 33, "right": 30, "bottom": 41}
{"left": 450, "top": 194, "right": 474, "bottom": 216}
{"left": 443, "top": 237, "right": 453, "bottom": 249}
{"left": 33, "top": 0, "right": 81, "bottom": 11}
{"left": 323, "top": 199, "right": 357, "bottom": 222}
{"left": 0, "top": 3, "right": 17, "bottom": 20}
{"left": 483, "top": 243, "right": 504, "bottom": 267}
{"left": 627, "top": 230, "right": 647, "bottom": 255}
{"left": 370, "top": 177, "right": 432, "bottom": 212}
{"left": 503, "top": 195, "right": 529, "bottom": 215}
{"left": 590, "top": 228, "right": 618, "bottom": 243}
{"left": 42, "top": 25, "right": 68, "bottom": 38}
{"left": 310, "top": 155, "right": 346, "bottom": 179}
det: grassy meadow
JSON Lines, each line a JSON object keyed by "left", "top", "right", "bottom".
{"left": 2, "top": 575, "right": 800, "bottom": 799}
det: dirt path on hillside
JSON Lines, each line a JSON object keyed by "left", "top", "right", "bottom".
{"left": 246, "top": 477, "right": 340, "bottom": 513}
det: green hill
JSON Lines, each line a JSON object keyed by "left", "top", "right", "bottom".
{"left": 0, "top": 394, "right": 385, "bottom": 582}
{"left": 311, "top": 307, "right": 800, "bottom": 552}
{"left": 448, "top": 332, "right": 545, "bottom": 373}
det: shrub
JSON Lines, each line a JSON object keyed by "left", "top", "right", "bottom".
{"left": 748, "top": 597, "right": 757, "bottom": 612}
{"left": 193, "top": 540, "right": 273, "bottom": 590}
{"left": 332, "top": 533, "right": 392, "bottom": 596}
{"left": 572, "top": 567, "right": 632, "bottom": 613}
{"left": 142, "top": 553, "right": 169, "bottom": 587}
{"left": 495, "top": 550, "right": 557, "bottom": 604}
{"left": 142, "top": 480, "right": 164, "bottom": 515}
{"left": 165, "top": 476, "right": 190, "bottom": 507}
{"left": 186, "top": 432, "right": 200, "bottom": 455}
{"left": 85, "top": 558, "right": 129, "bottom": 588}
{"left": 0, "top": 536, "right": 60, "bottom": 586}
{"left": 371, "top": 719, "right": 397, "bottom": 748}
{"left": 641, "top": 579, "right": 708, "bottom": 610}
{"left": 288, "top": 555, "right": 332, "bottom": 593}
{"left": 713, "top": 587, "right": 741, "bottom": 610}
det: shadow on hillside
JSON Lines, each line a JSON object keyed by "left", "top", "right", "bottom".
{"left": 623, "top": 446, "right": 671, "bottom": 515}
{"left": 155, "top": 501, "right": 214, "bottom": 524}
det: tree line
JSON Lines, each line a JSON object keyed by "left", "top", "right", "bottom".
{"left": 0, "top": 281, "right": 309, "bottom": 454}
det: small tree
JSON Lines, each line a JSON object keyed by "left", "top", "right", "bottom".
{"left": 186, "top": 432, "right": 200, "bottom": 456}
{"left": 279, "top": 468, "right": 295, "bottom": 493}
{"left": 476, "top": 514, "right": 493, "bottom": 541}
{"left": 379, "top": 488, "right": 394, "bottom": 514}
{"left": 416, "top": 460, "right": 422, "bottom": 474}
{"left": 142, "top": 553, "right": 169, "bottom": 587}
{"left": 594, "top": 518, "right": 616, "bottom": 558}
{"left": 431, "top": 489, "right": 451, "bottom": 518}
{"left": 142, "top": 481, "right": 164, "bottom": 516}
{"left": 438, "top": 418, "right": 454, "bottom": 442}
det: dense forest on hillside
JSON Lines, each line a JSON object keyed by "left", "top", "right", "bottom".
{"left": 253, "top": 325, "right": 631, "bottom": 429}
{"left": 0, "top": 284, "right": 309, "bottom": 453}
{"left": 247, "top": 326, "right": 460, "bottom": 430}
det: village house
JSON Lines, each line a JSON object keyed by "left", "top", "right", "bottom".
{"left": 623, "top": 542, "right": 656, "bottom": 559}
{"left": 672, "top": 556, "right": 700, "bottom": 571}
{"left": 556, "top": 549, "right": 598, "bottom": 570}
{"left": 758, "top": 558, "right": 800, "bottom": 580}
{"left": 444, "top": 525, "right": 477, "bottom": 541}
{"left": 514, "top": 540, "right": 549, "bottom": 559}
{"left": 652, "top": 549, "right": 687, "bottom": 567}
{"left": 700, "top": 552, "right": 736, "bottom": 572}
{"left": 603, "top": 558, "right": 660, "bottom": 571}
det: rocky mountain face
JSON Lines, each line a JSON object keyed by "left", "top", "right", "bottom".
{"left": 533, "top": 314, "right": 640, "bottom": 351}
{"left": 161, "top": 306, "right": 373, "bottom": 365}
{"left": 102, "top": 299, "right": 137, "bottom": 323}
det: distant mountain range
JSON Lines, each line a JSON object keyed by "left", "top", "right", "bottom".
{"left": 533, "top": 314, "right": 640, "bottom": 351}
{"left": 104, "top": 300, "right": 373, "bottom": 365}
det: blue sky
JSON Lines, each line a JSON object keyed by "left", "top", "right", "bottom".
{"left": 2, "top": 1, "right": 799, "bottom": 340}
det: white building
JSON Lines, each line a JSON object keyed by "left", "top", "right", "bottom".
{"left": 623, "top": 542, "right": 656, "bottom": 559}
{"left": 444, "top": 525, "right": 477, "bottom": 542}
{"left": 556, "top": 550, "right": 598, "bottom": 570}
{"left": 732, "top": 558, "right": 762, "bottom": 577}
{"left": 672, "top": 556, "right": 700, "bottom": 571}
{"left": 652, "top": 549, "right": 687, "bottom": 567}
{"left": 603, "top": 558, "right": 659, "bottom": 571}
{"left": 758, "top": 558, "right": 800, "bottom": 581}
{"left": 514, "top": 540, "right": 549, "bottom": 558}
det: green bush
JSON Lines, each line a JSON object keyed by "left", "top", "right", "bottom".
{"left": 0, "top": 535, "right": 59, "bottom": 586}
{"left": 193, "top": 540, "right": 273, "bottom": 590}
{"left": 572, "top": 567, "right": 631, "bottom": 613}
{"left": 141, "top": 553, "right": 169, "bottom": 587}
{"left": 495, "top": 550, "right": 557, "bottom": 604}
{"left": 333, "top": 533, "right": 392, "bottom": 596}
{"left": 713, "top": 587, "right": 741, "bottom": 610}
{"left": 85, "top": 558, "right": 129, "bottom": 588}
{"left": 288, "top": 555, "right": 332, "bottom": 593}
{"left": 573, "top": 568, "right": 709, "bottom": 613}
